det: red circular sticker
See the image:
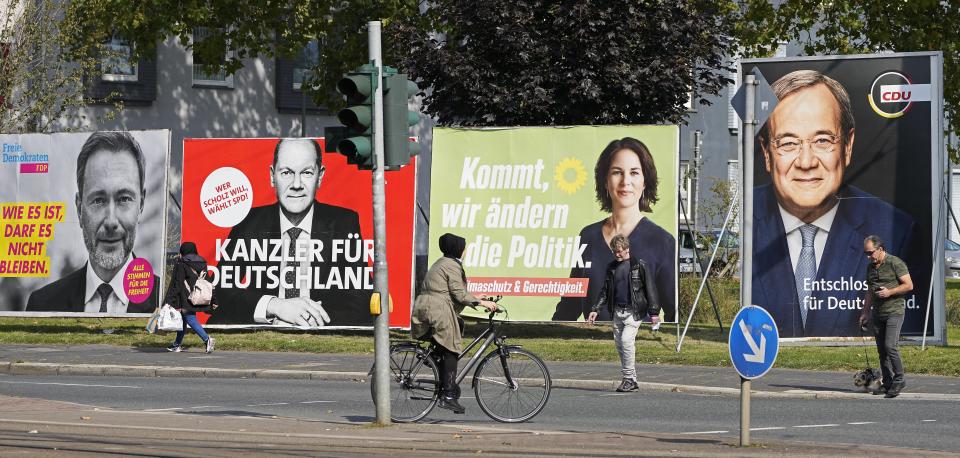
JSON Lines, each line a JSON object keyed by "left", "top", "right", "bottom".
{"left": 124, "top": 258, "right": 155, "bottom": 303}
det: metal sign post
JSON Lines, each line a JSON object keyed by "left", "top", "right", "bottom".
{"left": 729, "top": 305, "right": 780, "bottom": 447}
{"left": 731, "top": 66, "right": 781, "bottom": 445}
{"left": 368, "top": 20, "right": 391, "bottom": 426}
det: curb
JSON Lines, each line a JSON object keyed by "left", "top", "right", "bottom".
{"left": 2, "top": 361, "right": 958, "bottom": 401}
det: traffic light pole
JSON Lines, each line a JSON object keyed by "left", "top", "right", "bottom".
{"left": 368, "top": 20, "right": 391, "bottom": 426}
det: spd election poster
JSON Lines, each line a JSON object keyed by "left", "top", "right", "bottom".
{"left": 181, "top": 138, "right": 417, "bottom": 328}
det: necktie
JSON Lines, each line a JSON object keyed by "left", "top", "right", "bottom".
{"left": 795, "top": 224, "right": 818, "bottom": 327}
{"left": 96, "top": 283, "right": 113, "bottom": 313}
{"left": 285, "top": 227, "right": 304, "bottom": 299}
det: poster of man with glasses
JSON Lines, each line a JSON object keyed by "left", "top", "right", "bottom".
{"left": 747, "top": 53, "right": 941, "bottom": 338}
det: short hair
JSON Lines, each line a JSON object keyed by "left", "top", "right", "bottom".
{"left": 273, "top": 138, "right": 323, "bottom": 169}
{"left": 864, "top": 235, "right": 885, "bottom": 250}
{"left": 594, "top": 137, "right": 659, "bottom": 213}
{"left": 610, "top": 233, "right": 630, "bottom": 251}
{"left": 76, "top": 131, "right": 146, "bottom": 198}
{"left": 758, "top": 69, "right": 855, "bottom": 149}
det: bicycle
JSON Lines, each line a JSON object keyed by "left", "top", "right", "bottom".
{"left": 372, "top": 303, "right": 552, "bottom": 423}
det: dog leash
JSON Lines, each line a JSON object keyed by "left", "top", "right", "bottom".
{"left": 859, "top": 325, "right": 876, "bottom": 368}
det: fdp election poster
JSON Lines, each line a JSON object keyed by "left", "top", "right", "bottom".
{"left": 431, "top": 126, "right": 679, "bottom": 322}
{"left": 181, "top": 138, "right": 417, "bottom": 328}
{"left": 744, "top": 52, "right": 944, "bottom": 340}
{"left": 0, "top": 130, "right": 170, "bottom": 314}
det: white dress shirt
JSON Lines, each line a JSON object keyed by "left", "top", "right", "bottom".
{"left": 253, "top": 205, "right": 314, "bottom": 324}
{"left": 83, "top": 255, "right": 134, "bottom": 313}
{"left": 778, "top": 203, "right": 838, "bottom": 274}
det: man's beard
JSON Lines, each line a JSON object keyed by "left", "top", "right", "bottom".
{"left": 84, "top": 230, "right": 135, "bottom": 272}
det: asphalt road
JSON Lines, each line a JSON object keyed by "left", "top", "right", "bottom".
{"left": 0, "top": 372, "right": 956, "bottom": 453}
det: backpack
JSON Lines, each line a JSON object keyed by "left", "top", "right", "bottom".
{"left": 184, "top": 265, "right": 213, "bottom": 306}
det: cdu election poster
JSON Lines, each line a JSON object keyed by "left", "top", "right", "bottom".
{"left": 744, "top": 52, "right": 945, "bottom": 340}
{"left": 180, "top": 138, "right": 417, "bottom": 328}
{"left": 0, "top": 130, "right": 170, "bottom": 315}
{"left": 430, "top": 126, "right": 679, "bottom": 322}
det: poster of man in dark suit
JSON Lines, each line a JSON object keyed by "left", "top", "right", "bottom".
{"left": 748, "top": 56, "right": 938, "bottom": 339}
{"left": 207, "top": 138, "right": 371, "bottom": 327}
{"left": 24, "top": 131, "right": 163, "bottom": 313}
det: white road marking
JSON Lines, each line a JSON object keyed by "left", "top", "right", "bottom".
{"left": 750, "top": 427, "right": 785, "bottom": 431}
{"left": 680, "top": 430, "right": 729, "bottom": 435}
{"left": 187, "top": 406, "right": 222, "bottom": 409}
{"left": 0, "top": 380, "right": 139, "bottom": 389}
{"left": 247, "top": 402, "right": 289, "bottom": 407}
{"left": 794, "top": 424, "right": 839, "bottom": 428}
{"left": 922, "top": 419, "right": 937, "bottom": 422}
{"left": 848, "top": 422, "right": 876, "bottom": 425}
{"left": 299, "top": 401, "right": 335, "bottom": 404}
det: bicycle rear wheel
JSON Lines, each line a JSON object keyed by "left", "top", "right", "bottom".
{"left": 473, "top": 347, "right": 551, "bottom": 423}
{"left": 372, "top": 345, "right": 439, "bottom": 422}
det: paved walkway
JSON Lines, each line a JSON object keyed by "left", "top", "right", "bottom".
{"left": 2, "top": 344, "right": 958, "bottom": 400}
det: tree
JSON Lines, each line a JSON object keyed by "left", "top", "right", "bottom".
{"left": 732, "top": 0, "right": 960, "bottom": 161}
{"left": 391, "top": 0, "right": 737, "bottom": 126}
{"left": 0, "top": 0, "right": 121, "bottom": 133}
{"left": 62, "top": 0, "right": 420, "bottom": 110}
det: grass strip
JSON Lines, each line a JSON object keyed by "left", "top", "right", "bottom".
{"left": 0, "top": 317, "right": 957, "bottom": 377}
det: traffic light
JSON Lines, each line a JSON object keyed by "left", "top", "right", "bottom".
{"left": 330, "top": 64, "right": 377, "bottom": 169}
{"left": 382, "top": 72, "right": 421, "bottom": 169}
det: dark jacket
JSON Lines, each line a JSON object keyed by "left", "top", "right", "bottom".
{"left": 752, "top": 184, "right": 917, "bottom": 337}
{"left": 163, "top": 254, "right": 214, "bottom": 312}
{"left": 593, "top": 257, "right": 660, "bottom": 318}
{"left": 207, "top": 201, "right": 371, "bottom": 326}
{"left": 553, "top": 218, "right": 675, "bottom": 322}
{"left": 26, "top": 264, "right": 158, "bottom": 313}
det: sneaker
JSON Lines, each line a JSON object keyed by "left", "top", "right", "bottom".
{"left": 205, "top": 337, "right": 216, "bottom": 354}
{"left": 166, "top": 344, "right": 182, "bottom": 353}
{"left": 616, "top": 379, "right": 639, "bottom": 392}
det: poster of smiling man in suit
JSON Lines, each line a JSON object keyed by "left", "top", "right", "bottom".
{"left": 746, "top": 53, "right": 943, "bottom": 339}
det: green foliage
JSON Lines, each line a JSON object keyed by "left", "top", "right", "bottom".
{"left": 391, "top": 0, "right": 737, "bottom": 126}
{"left": 732, "top": 0, "right": 960, "bottom": 161}
{"left": 0, "top": 0, "right": 122, "bottom": 133}
{"left": 62, "top": 0, "right": 421, "bottom": 110}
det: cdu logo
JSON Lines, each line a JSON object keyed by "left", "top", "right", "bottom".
{"left": 868, "top": 71, "right": 931, "bottom": 119}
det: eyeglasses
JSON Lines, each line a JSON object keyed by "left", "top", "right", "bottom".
{"left": 771, "top": 134, "right": 840, "bottom": 158}
{"left": 864, "top": 250, "right": 875, "bottom": 256}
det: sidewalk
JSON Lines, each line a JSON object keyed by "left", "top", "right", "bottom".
{"left": 2, "top": 344, "right": 959, "bottom": 401}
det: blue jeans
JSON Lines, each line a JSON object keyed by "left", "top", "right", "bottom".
{"left": 173, "top": 312, "right": 209, "bottom": 345}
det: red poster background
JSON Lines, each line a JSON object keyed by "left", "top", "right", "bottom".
{"left": 181, "top": 138, "right": 416, "bottom": 328}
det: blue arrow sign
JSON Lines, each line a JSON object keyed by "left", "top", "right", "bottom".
{"left": 729, "top": 305, "right": 779, "bottom": 379}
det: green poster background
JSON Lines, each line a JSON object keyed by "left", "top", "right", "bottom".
{"left": 430, "top": 125, "right": 678, "bottom": 321}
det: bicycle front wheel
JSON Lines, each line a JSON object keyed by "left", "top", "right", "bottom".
{"left": 374, "top": 346, "right": 439, "bottom": 422}
{"left": 473, "top": 347, "right": 551, "bottom": 423}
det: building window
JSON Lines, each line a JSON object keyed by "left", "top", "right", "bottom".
{"left": 101, "top": 36, "right": 137, "bottom": 82}
{"left": 292, "top": 40, "right": 319, "bottom": 91}
{"left": 727, "top": 65, "right": 739, "bottom": 133}
{"left": 192, "top": 27, "right": 234, "bottom": 88}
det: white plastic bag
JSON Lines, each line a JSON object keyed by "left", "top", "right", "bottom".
{"left": 157, "top": 304, "right": 183, "bottom": 332}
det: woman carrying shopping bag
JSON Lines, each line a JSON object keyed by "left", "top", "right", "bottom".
{"left": 163, "top": 242, "right": 217, "bottom": 353}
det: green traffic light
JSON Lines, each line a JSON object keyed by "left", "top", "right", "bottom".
{"left": 337, "top": 106, "right": 372, "bottom": 131}
{"left": 337, "top": 74, "right": 373, "bottom": 102}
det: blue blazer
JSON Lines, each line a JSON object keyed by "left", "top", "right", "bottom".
{"left": 752, "top": 184, "right": 915, "bottom": 337}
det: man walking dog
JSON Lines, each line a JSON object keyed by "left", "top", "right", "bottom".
{"left": 859, "top": 235, "right": 913, "bottom": 398}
